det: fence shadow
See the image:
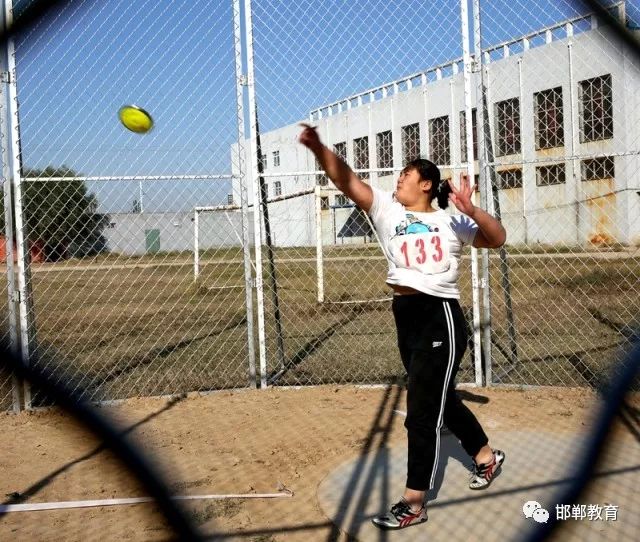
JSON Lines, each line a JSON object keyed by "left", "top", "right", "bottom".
{"left": 0, "top": 394, "right": 186, "bottom": 510}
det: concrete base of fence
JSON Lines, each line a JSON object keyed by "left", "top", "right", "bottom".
{"left": 317, "top": 430, "right": 639, "bottom": 541}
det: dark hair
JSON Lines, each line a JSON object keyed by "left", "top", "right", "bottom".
{"left": 404, "top": 158, "right": 451, "bottom": 209}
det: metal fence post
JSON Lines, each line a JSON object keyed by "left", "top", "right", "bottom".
{"left": 315, "top": 184, "right": 324, "bottom": 303}
{"left": 0, "top": 50, "right": 20, "bottom": 411}
{"left": 3, "top": 0, "right": 35, "bottom": 409}
{"left": 193, "top": 209, "right": 200, "bottom": 280}
{"left": 461, "top": 0, "right": 484, "bottom": 386}
{"left": 474, "top": 0, "right": 518, "bottom": 383}
{"left": 243, "top": 0, "right": 268, "bottom": 389}
{"left": 567, "top": 42, "right": 581, "bottom": 245}
{"left": 233, "top": 0, "right": 257, "bottom": 388}
{"left": 473, "top": 0, "right": 493, "bottom": 386}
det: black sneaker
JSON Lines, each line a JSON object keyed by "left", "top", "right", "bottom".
{"left": 469, "top": 449, "right": 505, "bottom": 490}
{"left": 371, "top": 498, "right": 428, "bottom": 529}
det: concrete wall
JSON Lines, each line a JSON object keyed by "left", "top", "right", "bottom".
{"left": 103, "top": 210, "right": 251, "bottom": 256}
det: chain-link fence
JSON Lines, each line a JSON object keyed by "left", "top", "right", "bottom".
{"left": 2, "top": 0, "right": 639, "bottom": 411}
{"left": 246, "top": 0, "right": 474, "bottom": 388}
{"left": 1, "top": 0, "right": 255, "bottom": 409}
{"left": 478, "top": 0, "right": 640, "bottom": 387}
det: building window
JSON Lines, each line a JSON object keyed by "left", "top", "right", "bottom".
{"left": 260, "top": 153, "right": 267, "bottom": 169}
{"left": 401, "top": 123, "right": 420, "bottom": 165}
{"left": 536, "top": 164, "right": 566, "bottom": 186}
{"left": 579, "top": 74, "right": 613, "bottom": 142}
{"left": 459, "top": 109, "right": 478, "bottom": 163}
{"left": 315, "top": 157, "right": 328, "bottom": 186}
{"left": 429, "top": 116, "right": 450, "bottom": 166}
{"left": 320, "top": 196, "right": 329, "bottom": 210}
{"left": 333, "top": 141, "right": 347, "bottom": 162}
{"left": 353, "top": 136, "right": 369, "bottom": 175}
{"left": 581, "top": 156, "right": 615, "bottom": 181}
{"left": 376, "top": 130, "right": 393, "bottom": 170}
{"left": 227, "top": 194, "right": 234, "bottom": 205}
{"left": 495, "top": 98, "right": 521, "bottom": 156}
{"left": 274, "top": 181, "right": 282, "bottom": 197}
{"left": 497, "top": 169, "right": 523, "bottom": 189}
{"left": 335, "top": 194, "right": 350, "bottom": 207}
{"left": 272, "top": 150, "right": 280, "bottom": 167}
{"left": 535, "top": 87, "right": 564, "bottom": 149}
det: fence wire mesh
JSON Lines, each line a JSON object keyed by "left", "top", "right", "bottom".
{"left": 477, "top": 0, "right": 640, "bottom": 387}
{"left": 247, "top": 0, "right": 472, "bottom": 387}
{"left": 0, "top": 0, "right": 639, "bottom": 407}
{"left": 1, "top": 2, "right": 640, "bottom": 542}
{"left": 1, "top": 0, "right": 254, "bottom": 407}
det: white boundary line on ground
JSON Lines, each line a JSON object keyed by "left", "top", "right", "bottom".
{"left": 0, "top": 492, "right": 293, "bottom": 513}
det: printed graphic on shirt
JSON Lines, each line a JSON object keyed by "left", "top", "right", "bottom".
{"left": 392, "top": 213, "right": 440, "bottom": 237}
{"left": 389, "top": 213, "right": 451, "bottom": 275}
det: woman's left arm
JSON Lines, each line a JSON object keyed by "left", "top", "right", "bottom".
{"left": 448, "top": 174, "right": 506, "bottom": 249}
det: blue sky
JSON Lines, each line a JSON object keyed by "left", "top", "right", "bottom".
{"left": 10, "top": 0, "right": 639, "bottom": 213}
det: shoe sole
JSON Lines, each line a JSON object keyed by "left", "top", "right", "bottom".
{"left": 469, "top": 452, "right": 505, "bottom": 491}
{"left": 372, "top": 516, "right": 428, "bottom": 530}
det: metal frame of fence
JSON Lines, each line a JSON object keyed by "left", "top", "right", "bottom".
{"left": 1, "top": 0, "right": 639, "bottom": 411}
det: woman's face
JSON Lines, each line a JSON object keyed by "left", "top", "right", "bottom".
{"left": 395, "top": 166, "right": 431, "bottom": 206}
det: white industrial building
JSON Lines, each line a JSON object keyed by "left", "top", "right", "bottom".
{"left": 233, "top": 4, "right": 640, "bottom": 249}
{"left": 103, "top": 211, "right": 248, "bottom": 256}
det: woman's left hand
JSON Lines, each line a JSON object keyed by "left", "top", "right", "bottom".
{"left": 448, "top": 174, "right": 477, "bottom": 217}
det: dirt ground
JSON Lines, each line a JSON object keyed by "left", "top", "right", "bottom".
{"left": 0, "top": 385, "right": 637, "bottom": 541}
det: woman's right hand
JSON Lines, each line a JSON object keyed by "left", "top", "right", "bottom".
{"left": 298, "top": 123, "right": 322, "bottom": 151}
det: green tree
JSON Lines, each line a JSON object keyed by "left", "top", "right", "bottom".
{"left": 1, "top": 165, "right": 108, "bottom": 260}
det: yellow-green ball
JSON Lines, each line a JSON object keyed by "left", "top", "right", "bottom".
{"left": 118, "top": 105, "right": 153, "bottom": 134}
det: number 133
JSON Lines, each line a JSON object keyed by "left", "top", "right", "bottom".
{"left": 399, "top": 236, "right": 443, "bottom": 267}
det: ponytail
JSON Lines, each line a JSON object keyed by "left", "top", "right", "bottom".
{"left": 435, "top": 178, "right": 452, "bottom": 210}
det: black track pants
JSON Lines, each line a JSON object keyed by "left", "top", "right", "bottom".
{"left": 392, "top": 293, "right": 489, "bottom": 491}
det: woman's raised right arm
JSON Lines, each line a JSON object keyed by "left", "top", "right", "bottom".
{"left": 299, "top": 123, "right": 373, "bottom": 213}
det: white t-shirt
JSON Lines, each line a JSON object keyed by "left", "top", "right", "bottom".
{"left": 368, "top": 187, "right": 478, "bottom": 299}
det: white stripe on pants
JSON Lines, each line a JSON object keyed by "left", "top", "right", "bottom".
{"left": 429, "top": 301, "right": 457, "bottom": 489}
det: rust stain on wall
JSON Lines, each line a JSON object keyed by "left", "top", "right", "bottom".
{"left": 584, "top": 178, "right": 616, "bottom": 246}
{"left": 535, "top": 148, "right": 565, "bottom": 160}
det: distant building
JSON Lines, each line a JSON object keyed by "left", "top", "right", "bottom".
{"left": 102, "top": 211, "right": 249, "bottom": 256}
{"left": 233, "top": 4, "right": 640, "bottom": 248}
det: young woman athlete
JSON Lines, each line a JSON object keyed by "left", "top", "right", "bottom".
{"left": 299, "top": 123, "right": 507, "bottom": 530}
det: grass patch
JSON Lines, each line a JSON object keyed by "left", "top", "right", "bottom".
{"left": 2, "top": 244, "right": 639, "bottom": 409}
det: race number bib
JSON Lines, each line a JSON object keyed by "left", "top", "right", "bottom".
{"left": 389, "top": 233, "right": 450, "bottom": 275}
